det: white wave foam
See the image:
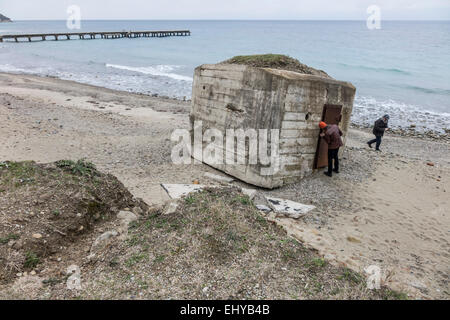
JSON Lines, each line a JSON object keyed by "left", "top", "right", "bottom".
{"left": 0, "top": 64, "right": 32, "bottom": 74}
{"left": 106, "top": 63, "right": 193, "bottom": 82}
{"left": 353, "top": 95, "right": 450, "bottom": 133}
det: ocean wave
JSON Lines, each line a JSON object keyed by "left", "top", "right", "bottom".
{"left": 106, "top": 63, "right": 193, "bottom": 82}
{"left": 338, "top": 63, "right": 411, "bottom": 75}
{"left": 395, "top": 84, "right": 450, "bottom": 96}
{"left": 353, "top": 95, "right": 450, "bottom": 133}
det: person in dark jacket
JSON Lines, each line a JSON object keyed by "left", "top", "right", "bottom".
{"left": 367, "top": 114, "right": 390, "bottom": 151}
{"left": 319, "top": 121, "right": 343, "bottom": 177}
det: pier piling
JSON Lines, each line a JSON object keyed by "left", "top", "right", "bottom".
{"left": 0, "top": 30, "right": 191, "bottom": 43}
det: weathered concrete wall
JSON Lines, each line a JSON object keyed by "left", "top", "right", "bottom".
{"left": 190, "top": 63, "right": 355, "bottom": 189}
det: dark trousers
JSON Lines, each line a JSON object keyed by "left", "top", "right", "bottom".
{"left": 327, "top": 148, "right": 339, "bottom": 174}
{"left": 368, "top": 136, "right": 382, "bottom": 150}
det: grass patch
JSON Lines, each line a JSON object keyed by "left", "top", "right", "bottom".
{"left": 24, "top": 251, "right": 40, "bottom": 269}
{"left": 125, "top": 252, "right": 148, "bottom": 267}
{"left": 184, "top": 195, "right": 196, "bottom": 205}
{"left": 222, "top": 54, "right": 330, "bottom": 77}
{"left": 153, "top": 255, "right": 166, "bottom": 264}
{"left": 0, "top": 161, "right": 36, "bottom": 187}
{"left": 55, "top": 159, "right": 97, "bottom": 177}
{"left": 382, "top": 289, "right": 409, "bottom": 300}
{"left": 0, "top": 233, "right": 19, "bottom": 245}
{"left": 312, "top": 258, "right": 327, "bottom": 268}
{"left": 116, "top": 188, "right": 395, "bottom": 299}
{"left": 338, "top": 269, "right": 364, "bottom": 284}
{"left": 233, "top": 195, "right": 252, "bottom": 206}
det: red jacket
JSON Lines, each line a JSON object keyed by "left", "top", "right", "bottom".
{"left": 323, "top": 124, "right": 343, "bottom": 150}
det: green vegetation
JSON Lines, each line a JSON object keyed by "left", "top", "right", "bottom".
{"left": 0, "top": 161, "right": 36, "bottom": 187}
{"left": 312, "top": 258, "right": 327, "bottom": 268}
{"left": 24, "top": 251, "right": 40, "bottom": 269}
{"left": 225, "top": 54, "right": 294, "bottom": 65}
{"left": 184, "top": 195, "right": 196, "bottom": 204}
{"left": 338, "top": 269, "right": 364, "bottom": 284}
{"left": 0, "top": 233, "right": 19, "bottom": 245}
{"left": 222, "top": 54, "right": 330, "bottom": 77}
{"left": 233, "top": 195, "right": 252, "bottom": 206}
{"left": 382, "top": 289, "right": 409, "bottom": 300}
{"left": 125, "top": 252, "right": 148, "bottom": 267}
{"left": 55, "top": 159, "right": 97, "bottom": 177}
{"left": 117, "top": 188, "right": 397, "bottom": 299}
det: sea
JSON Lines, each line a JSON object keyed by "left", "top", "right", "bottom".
{"left": 0, "top": 20, "right": 449, "bottom": 132}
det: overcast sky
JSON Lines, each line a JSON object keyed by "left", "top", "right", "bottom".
{"left": 1, "top": 0, "right": 449, "bottom": 20}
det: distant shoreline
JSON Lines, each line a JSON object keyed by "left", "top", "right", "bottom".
{"left": 0, "top": 13, "right": 12, "bottom": 23}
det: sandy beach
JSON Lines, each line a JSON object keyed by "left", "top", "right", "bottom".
{"left": 1, "top": 72, "right": 449, "bottom": 299}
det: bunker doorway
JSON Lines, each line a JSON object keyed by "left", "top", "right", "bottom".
{"left": 314, "top": 104, "right": 343, "bottom": 169}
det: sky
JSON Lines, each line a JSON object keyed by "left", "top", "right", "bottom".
{"left": 1, "top": 0, "right": 449, "bottom": 20}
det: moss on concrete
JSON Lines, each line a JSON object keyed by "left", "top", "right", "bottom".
{"left": 222, "top": 54, "right": 330, "bottom": 78}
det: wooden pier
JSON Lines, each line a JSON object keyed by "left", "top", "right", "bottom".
{"left": 0, "top": 30, "right": 191, "bottom": 42}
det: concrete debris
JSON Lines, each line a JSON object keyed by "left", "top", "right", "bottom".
{"left": 265, "top": 197, "right": 316, "bottom": 219}
{"left": 255, "top": 204, "right": 272, "bottom": 213}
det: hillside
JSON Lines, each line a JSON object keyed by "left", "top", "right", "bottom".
{"left": 0, "top": 13, "right": 11, "bottom": 22}
{"left": 0, "top": 160, "right": 406, "bottom": 299}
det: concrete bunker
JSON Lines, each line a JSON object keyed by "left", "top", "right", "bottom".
{"left": 190, "top": 55, "right": 355, "bottom": 189}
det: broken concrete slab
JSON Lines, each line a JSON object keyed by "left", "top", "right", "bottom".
{"left": 266, "top": 197, "right": 315, "bottom": 219}
{"left": 161, "top": 184, "right": 206, "bottom": 199}
{"left": 204, "top": 172, "right": 235, "bottom": 184}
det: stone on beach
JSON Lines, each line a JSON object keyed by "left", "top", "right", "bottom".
{"left": 91, "top": 230, "right": 118, "bottom": 252}
{"left": 265, "top": 196, "right": 316, "bottom": 219}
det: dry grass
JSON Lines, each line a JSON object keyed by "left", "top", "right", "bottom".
{"left": 221, "top": 54, "right": 330, "bottom": 78}
{"left": 0, "top": 163, "right": 406, "bottom": 300}
{"left": 79, "top": 188, "right": 405, "bottom": 300}
{"left": 0, "top": 160, "right": 144, "bottom": 285}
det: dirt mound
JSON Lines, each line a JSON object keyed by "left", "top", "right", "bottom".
{"left": 76, "top": 188, "right": 403, "bottom": 299}
{"left": 0, "top": 160, "right": 147, "bottom": 285}
{"left": 221, "top": 54, "right": 331, "bottom": 78}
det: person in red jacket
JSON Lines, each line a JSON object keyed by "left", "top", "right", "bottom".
{"left": 319, "top": 121, "right": 343, "bottom": 177}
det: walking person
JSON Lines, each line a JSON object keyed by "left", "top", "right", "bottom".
{"left": 319, "top": 121, "right": 343, "bottom": 177}
{"left": 367, "top": 114, "right": 390, "bottom": 151}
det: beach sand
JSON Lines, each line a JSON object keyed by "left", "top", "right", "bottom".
{"left": 0, "top": 72, "right": 448, "bottom": 299}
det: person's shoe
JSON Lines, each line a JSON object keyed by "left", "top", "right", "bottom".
{"left": 333, "top": 169, "right": 339, "bottom": 173}
{"left": 375, "top": 149, "right": 382, "bottom": 152}
{"left": 324, "top": 172, "right": 332, "bottom": 177}
{"left": 367, "top": 142, "right": 373, "bottom": 148}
